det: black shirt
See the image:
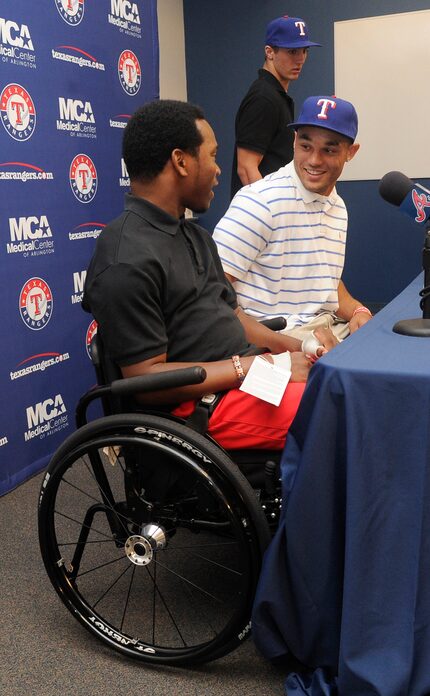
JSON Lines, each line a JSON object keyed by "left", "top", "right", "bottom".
{"left": 83, "top": 194, "right": 252, "bottom": 367}
{"left": 231, "top": 69, "right": 295, "bottom": 198}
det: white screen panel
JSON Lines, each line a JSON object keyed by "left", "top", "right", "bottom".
{"left": 335, "top": 10, "right": 430, "bottom": 181}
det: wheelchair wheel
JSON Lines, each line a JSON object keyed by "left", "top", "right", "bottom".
{"left": 38, "top": 413, "right": 270, "bottom": 666}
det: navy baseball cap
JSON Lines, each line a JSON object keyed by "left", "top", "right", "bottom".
{"left": 289, "top": 95, "right": 358, "bottom": 142}
{"left": 265, "top": 16, "right": 321, "bottom": 48}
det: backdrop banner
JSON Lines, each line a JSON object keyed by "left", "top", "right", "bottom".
{"left": 0, "top": 0, "right": 159, "bottom": 495}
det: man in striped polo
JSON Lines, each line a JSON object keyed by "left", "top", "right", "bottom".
{"left": 214, "top": 95, "right": 372, "bottom": 342}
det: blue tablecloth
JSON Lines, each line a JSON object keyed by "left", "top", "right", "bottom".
{"left": 252, "top": 274, "right": 430, "bottom": 696}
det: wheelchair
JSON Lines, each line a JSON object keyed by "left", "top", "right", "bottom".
{"left": 38, "top": 325, "right": 284, "bottom": 667}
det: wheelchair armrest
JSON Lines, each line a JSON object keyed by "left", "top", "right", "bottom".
{"left": 110, "top": 366, "right": 207, "bottom": 397}
{"left": 259, "top": 316, "right": 286, "bottom": 331}
{"left": 75, "top": 365, "right": 207, "bottom": 428}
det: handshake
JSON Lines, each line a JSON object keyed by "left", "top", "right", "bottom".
{"left": 268, "top": 326, "right": 339, "bottom": 382}
{"left": 301, "top": 332, "right": 325, "bottom": 359}
{"left": 301, "top": 326, "right": 340, "bottom": 361}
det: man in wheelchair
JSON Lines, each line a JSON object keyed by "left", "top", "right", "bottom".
{"left": 82, "top": 99, "right": 334, "bottom": 451}
{"left": 41, "top": 100, "right": 340, "bottom": 666}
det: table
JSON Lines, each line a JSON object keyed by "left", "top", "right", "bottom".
{"left": 252, "top": 274, "right": 430, "bottom": 696}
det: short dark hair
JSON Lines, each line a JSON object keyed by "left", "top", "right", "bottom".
{"left": 123, "top": 99, "right": 205, "bottom": 181}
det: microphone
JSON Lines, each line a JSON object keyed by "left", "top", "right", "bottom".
{"left": 379, "top": 171, "right": 430, "bottom": 225}
{"left": 379, "top": 170, "right": 430, "bottom": 336}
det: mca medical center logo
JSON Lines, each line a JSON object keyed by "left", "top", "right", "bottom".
{"left": 118, "top": 50, "right": 141, "bottom": 95}
{"left": 108, "top": 0, "right": 141, "bottom": 38}
{"left": 19, "top": 277, "right": 53, "bottom": 330}
{"left": 6, "top": 215, "right": 55, "bottom": 258}
{"left": 0, "top": 83, "right": 36, "bottom": 141}
{"left": 24, "top": 393, "right": 69, "bottom": 442}
{"left": 55, "top": 0, "right": 84, "bottom": 26}
{"left": 70, "top": 154, "right": 98, "bottom": 203}
{"left": 0, "top": 16, "right": 37, "bottom": 69}
{"left": 119, "top": 158, "right": 130, "bottom": 187}
{"left": 57, "top": 97, "right": 97, "bottom": 139}
{"left": 71, "top": 269, "right": 86, "bottom": 304}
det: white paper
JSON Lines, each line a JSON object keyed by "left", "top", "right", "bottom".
{"left": 240, "top": 356, "right": 291, "bottom": 406}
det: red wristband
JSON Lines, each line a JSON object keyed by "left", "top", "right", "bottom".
{"left": 352, "top": 306, "right": 372, "bottom": 318}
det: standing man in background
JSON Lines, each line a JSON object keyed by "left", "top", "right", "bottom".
{"left": 231, "top": 15, "right": 321, "bottom": 198}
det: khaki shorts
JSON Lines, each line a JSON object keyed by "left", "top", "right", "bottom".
{"left": 281, "top": 312, "right": 350, "bottom": 342}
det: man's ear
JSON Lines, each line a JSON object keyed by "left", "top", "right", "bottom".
{"left": 346, "top": 143, "right": 360, "bottom": 162}
{"left": 171, "top": 149, "right": 188, "bottom": 176}
{"left": 264, "top": 45, "right": 274, "bottom": 61}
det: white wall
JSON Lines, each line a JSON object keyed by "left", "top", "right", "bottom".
{"left": 335, "top": 9, "right": 430, "bottom": 181}
{"left": 157, "top": 0, "right": 187, "bottom": 99}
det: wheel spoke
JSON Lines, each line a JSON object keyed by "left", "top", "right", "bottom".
{"left": 153, "top": 558, "right": 225, "bottom": 604}
{"left": 120, "top": 565, "right": 136, "bottom": 631}
{"left": 177, "top": 550, "right": 243, "bottom": 576}
{"left": 93, "top": 563, "right": 132, "bottom": 608}
{"left": 59, "top": 539, "right": 114, "bottom": 547}
{"left": 60, "top": 475, "right": 134, "bottom": 530}
{"left": 152, "top": 558, "right": 156, "bottom": 644}
{"left": 76, "top": 553, "right": 127, "bottom": 578}
{"left": 170, "top": 541, "right": 238, "bottom": 549}
{"left": 145, "top": 563, "right": 188, "bottom": 647}
{"left": 54, "top": 509, "right": 115, "bottom": 542}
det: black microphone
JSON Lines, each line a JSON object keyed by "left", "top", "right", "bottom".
{"left": 379, "top": 171, "right": 430, "bottom": 224}
{"left": 379, "top": 171, "right": 430, "bottom": 335}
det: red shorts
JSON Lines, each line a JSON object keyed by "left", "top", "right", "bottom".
{"left": 172, "top": 383, "right": 305, "bottom": 450}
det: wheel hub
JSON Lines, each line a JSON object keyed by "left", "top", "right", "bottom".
{"left": 125, "top": 524, "right": 167, "bottom": 566}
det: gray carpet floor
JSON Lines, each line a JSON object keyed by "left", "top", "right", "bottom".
{"left": 1, "top": 471, "right": 285, "bottom": 696}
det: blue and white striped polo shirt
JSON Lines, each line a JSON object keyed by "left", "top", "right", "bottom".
{"left": 213, "top": 161, "right": 348, "bottom": 329}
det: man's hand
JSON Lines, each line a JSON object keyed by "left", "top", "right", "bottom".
{"left": 290, "top": 351, "right": 312, "bottom": 382}
{"left": 313, "top": 326, "right": 339, "bottom": 354}
{"left": 349, "top": 312, "right": 372, "bottom": 334}
{"left": 337, "top": 281, "right": 373, "bottom": 334}
{"left": 236, "top": 147, "right": 264, "bottom": 186}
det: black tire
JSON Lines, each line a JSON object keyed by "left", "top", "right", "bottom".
{"left": 38, "top": 413, "right": 270, "bottom": 666}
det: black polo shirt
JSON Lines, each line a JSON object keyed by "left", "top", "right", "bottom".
{"left": 82, "top": 194, "right": 252, "bottom": 367}
{"left": 231, "top": 69, "right": 295, "bottom": 198}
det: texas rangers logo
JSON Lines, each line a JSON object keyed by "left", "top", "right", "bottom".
{"left": 0, "top": 83, "right": 36, "bottom": 141}
{"left": 412, "top": 188, "right": 430, "bottom": 224}
{"left": 70, "top": 154, "right": 98, "bottom": 203}
{"left": 118, "top": 50, "right": 141, "bottom": 95}
{"left": 19, "top": 277, "right": 53, "bottom": 330}
{"left": 55, "top": 0, "right": 85, "bottom": 26}
{"left": 317, "top": 98, "right": 336, "bottom": 120}
{"left": 86, "top": 319, "right": 98, "bottom": 359}
{"left": 294, "top": 21, "right": 306, "bottom": 36}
